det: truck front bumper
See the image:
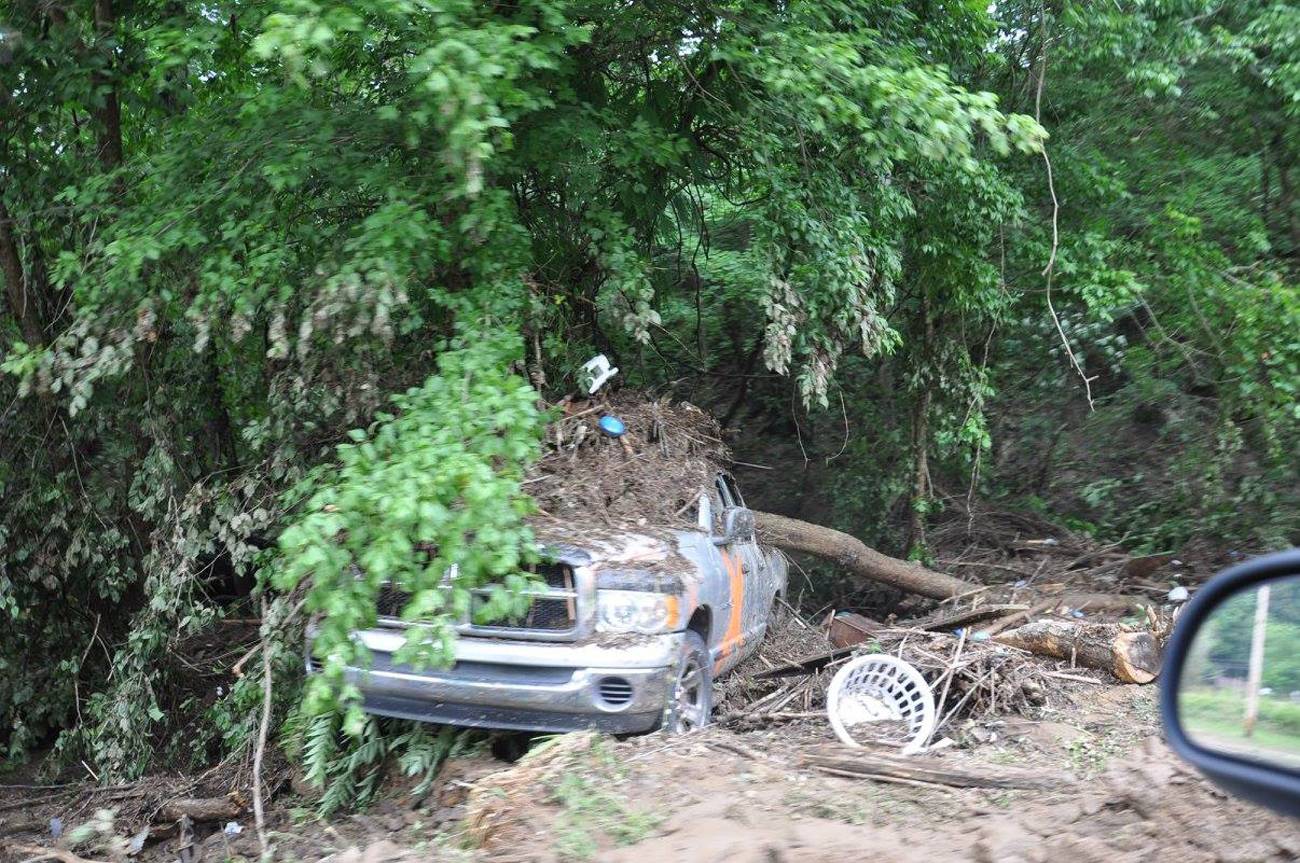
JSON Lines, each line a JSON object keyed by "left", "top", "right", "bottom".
{"left": 342, "top": 629, "right": 683, "bottom": 734}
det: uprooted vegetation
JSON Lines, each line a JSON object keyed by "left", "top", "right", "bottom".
{"left": 527, "top": 392, "right": 729, "bottom": 527}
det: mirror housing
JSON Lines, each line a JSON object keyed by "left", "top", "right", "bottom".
{"left": 1161, "top": 548, "right": 1300, "bottom": 817}
{"left": 713, "top": 508, "right": 755, "bottom": 545}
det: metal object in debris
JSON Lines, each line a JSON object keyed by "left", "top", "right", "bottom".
{"left": 827, "top": 611, "right": 881, "bottom": 648}
{"left": 579, "top": 353, "right": 619, "bottom": 394}
{"left": 598, "top": 415, "right": 626, "bottom": 437}
{"left": 827, "top": 654, "right": 936, "bottom": 755}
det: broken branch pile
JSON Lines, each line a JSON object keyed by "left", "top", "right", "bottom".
{"left": 715, "top": 611, "right": 840, "bottom": 727}
{"left": 527, "top": 392, "right": 728, "bottom": 527}
{"left": 721, "top": 603, "right": 1165, "bottom": 748}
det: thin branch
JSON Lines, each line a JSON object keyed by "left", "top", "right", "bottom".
{"left": 252, "top": 598, "right": 273, "bottom": 857}
{"left": 1036, "top": 10, "right": 1095, "bottom": 410}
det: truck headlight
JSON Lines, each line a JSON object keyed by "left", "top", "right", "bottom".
{"left": 596, "top": 590, "right": 675, "bottom": 634}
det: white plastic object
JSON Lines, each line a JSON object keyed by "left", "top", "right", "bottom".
{"left": 827, "top": 654, "right": 936, "bottom": 754}
{"left": 579, "top": 354, "right": 619, "bottom": 394}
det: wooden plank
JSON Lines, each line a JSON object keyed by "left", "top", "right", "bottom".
{"left": 800, "top": 746, "right": 1067, "bottom": 790}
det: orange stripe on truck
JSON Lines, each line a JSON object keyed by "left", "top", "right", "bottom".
{"left": 716, "top": 550, "right": 745, "bottom": 672}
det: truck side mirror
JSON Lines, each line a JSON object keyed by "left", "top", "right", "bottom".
{"left": 713, "top": 508, "right": 755, "bottom": 545}
{"left": 696, "top": 493, "right": 712, "bottom": 532}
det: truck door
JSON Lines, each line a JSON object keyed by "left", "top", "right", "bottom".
{"left": 714, "top": 474, "right": 772, "bottom": 667}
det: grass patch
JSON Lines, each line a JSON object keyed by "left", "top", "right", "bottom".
{"left": 542, "top": 737, "right": 664, "bottom": 861}
{"left": 1181, "top": 688, "right": 1300, "bottom": 740}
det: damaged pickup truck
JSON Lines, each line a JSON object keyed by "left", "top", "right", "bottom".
{"left": 339, "top": 472, "right": 787, "bottom": 734}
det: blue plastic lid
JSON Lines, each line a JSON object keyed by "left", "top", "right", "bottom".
{"left": 599, "top": 415, "right": 626, "bottom": 437}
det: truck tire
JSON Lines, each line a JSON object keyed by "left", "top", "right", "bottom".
{"left": 664, "top": 630, "right": 712, "bottom": 733}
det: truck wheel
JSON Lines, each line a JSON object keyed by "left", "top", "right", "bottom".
{"left": 665, "top": 630, "right": 712, "bottom": 733}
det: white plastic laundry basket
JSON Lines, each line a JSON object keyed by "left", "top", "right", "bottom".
{"left": 826, "top": 654, "right": 936, "bottom": 754}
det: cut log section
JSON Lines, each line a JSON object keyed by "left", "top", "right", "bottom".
{"left": 994, "top": 620, "right": 1162, "bottom": 684}
{"left": 754, "top": 512, "right": 974, "bottom": 600}
{"left": 157, "top": 796, "right": 245, "bottom": 822}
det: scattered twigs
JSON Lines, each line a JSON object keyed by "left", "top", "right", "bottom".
{"left": 1042, "top": 670, "right": 1102, "bottom": 685}
{"left": 981, "top": 599, "right": 1057, "bottom": 637}
{"left": 231, "top": 593, "right": 309, "bottom": 678}
{"left": 926, "top": 629, "right": 967, "bottom": 746}
{"left": 902, "top": 604, "right": 1028, "bottom": 632}
{"left": 0, "top": 792, "right": 70, "bottom": 813}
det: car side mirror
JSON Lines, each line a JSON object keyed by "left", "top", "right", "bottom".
{"left": 713, "top": 508, "right": 755, "bottom": 545}
{"left": 696, "top": 493, "right": 712, "bottom": 532}
{"left": 1161, "top": 548, "right": 1300, "bottom": 817}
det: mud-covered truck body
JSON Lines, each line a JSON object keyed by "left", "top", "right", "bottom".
{"left": 343, "top": 472, "right": 787, "bottom": 733}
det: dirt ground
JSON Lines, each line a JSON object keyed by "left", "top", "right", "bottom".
{"left": 6, "top": 684, "right": 1298, "bottom": 863}
{"left": 455, "top": 685, "right": 1300, "bottom": 863}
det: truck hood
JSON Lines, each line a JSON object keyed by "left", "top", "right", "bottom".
{"left": 528, "top": 518, "right": 693, "bottom": 573}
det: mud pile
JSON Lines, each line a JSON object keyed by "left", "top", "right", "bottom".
{"left": 526, "top": 391, "right": 729, "bottom": 528}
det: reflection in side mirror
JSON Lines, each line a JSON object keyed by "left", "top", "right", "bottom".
{"left": 1179, "top": 573, "right": 1300, "bottom": 770}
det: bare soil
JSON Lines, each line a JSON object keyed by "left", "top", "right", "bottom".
{"left": 7, "top": 684, "right": 1298, "bottom": 863}
{"left": 454, "top": 686, "right": 1299, "bottom": 863}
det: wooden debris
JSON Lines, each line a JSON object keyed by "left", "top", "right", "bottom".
{"left": 11, "top": 845, "right": 109, "bottom": 863}
{"left": 800, "top": 746, "right": 1068, "bottom": 790}
{"left": 901, "top": 604, "right": 1028, "bottom": 633}
{"left": 753, "top": 647, "right": 854, "bottom": 680}
{"left": 828, "top": 611, "right": 882, "bottom": 647}
{"left": 994, "top": 620, "right": 1162, "bottom": 684}
{"left": 157, "top": 796, "right": 245, "bottom": 822}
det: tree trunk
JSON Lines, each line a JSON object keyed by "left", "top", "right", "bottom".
{"left": 906, "top": 386, "right": 932, "bottom": 555}
{"left": 92, "top": 0, "right": 124, "bottom": 170}
{"left": 994, "top": 619, "right": 1162, "bottom": 684}
{"left": 0, "top": 200, "right": 47, "bottom": 346}
{"left": 157, "top": 796, "right": 245, "bottom": 822}
{"left": 906, "top": 293, "right": 935, "bottom": 556}
{"left": 753, "top": 511, "right": 974, "bottom": 599}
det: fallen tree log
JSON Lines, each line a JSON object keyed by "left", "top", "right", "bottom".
{"left": 994, "top": 619, "right": 1161, "bottom": 684}
{"left": 753, "top": 511, "right": 974, "bottom": 600}
{"left": 157, "top": 796, "right": 245, "bottom": 822}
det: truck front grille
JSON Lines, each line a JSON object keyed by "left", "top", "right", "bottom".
{"left": 466, "top": 563, "right": 578, "bottom": 636}
{"left": 470, "top": 593, "right": 575, "bottom": 632}
{"left": 376, "top": 584, "right": 409, "bottom": 618}
{"left": 375, "top": 563, "right": 581, "bottom": 640}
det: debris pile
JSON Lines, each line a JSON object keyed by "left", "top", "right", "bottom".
{"left": 929, "top": 499, "right": 1198, "bottom": 605}
{"left": 527, "top": 391, "right": 728, "bottom": 527}
{"left": 720, "top": 598, "right": 1167, "bottom": 751}
{"left": 714, "top": 610, "right": 838, "bottom": 730}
